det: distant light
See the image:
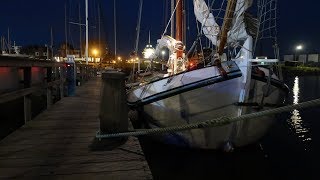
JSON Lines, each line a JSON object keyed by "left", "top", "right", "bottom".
{"left": 143, "top": 47, "right": 155, "bottom": 59}
{"left": 117, "top": 56, "right": 121, "bottom": 60}
{"left": 92, "top": 49, "right": 99, "bottom": 56}
{"left": 161, "top": 50, "right": 166, "bottom": 55}
{"left": 296, "top": 45, "right": 303, "bottom": 50}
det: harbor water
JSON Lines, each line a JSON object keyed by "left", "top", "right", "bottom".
{"left": 138, "top": 76, "right": 320, "bottom": 179}
{"left": 0, "top": 75, "right": 318, "bottom": 179}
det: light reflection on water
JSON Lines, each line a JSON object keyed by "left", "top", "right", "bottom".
{"left": 288, "top": 76, "right": 312, "bottom": 144}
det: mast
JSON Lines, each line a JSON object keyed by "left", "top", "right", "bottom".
{"left": 217, "top": 0, "right": 237, "bottom": 55}
{"left": 171, "top": 0, "right": 175, "bottom": 37}
{"left": 114, "top": 0, "right": 117, "bottom": 59}
{"left": 98, "top": 2, "right": 101, "bottom": 55}
{"left": 7, "top": 27, "right": 10, "bottom": 54}
{"left": 65, "top": 3, "right": 68, "bottom": 57}
{"left": 85, "top": 0, "right": 89, "bottom": 65}
{"left": 175, "top": 0, "right": 183, "bottom": 41}
{"left": 183, "top": 0, "right": 186, "bottom": 47}
{"left": 134, "top": 0, "right": 143, "bottom": 73}
{"left": 79, "top": 2, "right": 82, "bottom": 58}
{"left": 51, "top": 27, "right": 53, "bottom": 60}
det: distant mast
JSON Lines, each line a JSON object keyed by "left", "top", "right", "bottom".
{"left": 8, "top": 27, "right": 10, "bottom": 54}
{"left": 79, "top": 3, "right": 82, "bottom": 58}
{"left": 65, "top": 4, "right": 68, "bottom": 57}
{"left": 114, "top": 0, "right": 117, "bottom": 60}
{"left": 85, "top": 0, "right": 89, "bottom": 65}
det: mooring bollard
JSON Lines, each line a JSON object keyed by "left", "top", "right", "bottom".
{"left": 99, "top": 71, "right": 128, "bottom": 136}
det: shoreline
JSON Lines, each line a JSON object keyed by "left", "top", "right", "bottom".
{"left": 280, "top": 65, "right": 320, "bottom": 76}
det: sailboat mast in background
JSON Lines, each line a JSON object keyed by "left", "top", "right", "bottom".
{"left": 7, "top": 28, "right": 10, "bottom": 54}
{"left": 79, "top": 3, "right": 82, "bottom": 58}
{"left": 65, "top": 3, "right": 68, "bottom": 57}
{"left": 85, "top": 0, "right": 88, "bottom": 65}
{"left": 114, "top": 0, "right": 117, "bottom": 60}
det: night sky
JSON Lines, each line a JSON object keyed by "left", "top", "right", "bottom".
{"left": 0, "top": 0, "right": 319, "bottom": 57}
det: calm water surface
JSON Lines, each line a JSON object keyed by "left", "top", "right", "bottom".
{"left": 139, "top": 76, "right": 320, "bottom": 180}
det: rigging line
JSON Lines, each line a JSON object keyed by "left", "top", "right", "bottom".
{"left": 187, "top": 0, "right": 218, "bottom": 61}
{"left": 134, "top": 0, "right": 143, "bottom": 53}
{"left": 131, "top": 0, "right": 143, "bottom": 79}
{"left": 205, "top": 0, "right": 212, "bottom": 47}
{"left": 254, "top": 0, "right": 263, "bottom": 55}
{"left": 199, "top": 0, "right": 217, "bottom": 34}
{"left": 196, "top": 20, "right": 205, "bottom": 65}
{"left": 198, "top": 0, "right": 224, "bottom": 49}
{"left": 69, "top": 0, "right": 75, "bottom": 51}
{"left": 162, "top": 0, "right": 181, "bottom": 37}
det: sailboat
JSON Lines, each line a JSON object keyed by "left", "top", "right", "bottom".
{"left": 127, "top": 0, "right": 288, "bottom": 150}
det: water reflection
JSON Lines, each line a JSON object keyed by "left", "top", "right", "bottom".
{"left": 288, "top": 77, "right": 311, "bottom": 143}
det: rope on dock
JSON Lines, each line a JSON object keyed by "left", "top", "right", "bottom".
{"left": 96, "top": 98, "right": 320, "bottom": 139}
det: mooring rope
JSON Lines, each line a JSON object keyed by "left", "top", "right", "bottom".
{"left": 96, "top": 98, "right": 320, "bottom": 139}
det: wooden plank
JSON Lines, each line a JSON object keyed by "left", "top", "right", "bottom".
{"left": 23, "top": 95, "right": 31, "bottom": 123}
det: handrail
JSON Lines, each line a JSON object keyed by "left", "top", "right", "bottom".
{"left": 0, "top": 79, "right": 64, "bottom": 104}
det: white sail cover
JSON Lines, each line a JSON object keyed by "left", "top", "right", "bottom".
{"left": 194, "top": 0, "right": 252, "bottom": 45}
{"left": 228, "top": 0, "right": 252, "bottom": 42}
{"left": 193, "top": 0, "right": 220, "bottom": 46}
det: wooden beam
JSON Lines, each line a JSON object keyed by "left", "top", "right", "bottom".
{"left": 0, "top": 56, "right": 65, "bottom": 67}
{"left": 217, "top": 0, "right": 237, "bottom": 55}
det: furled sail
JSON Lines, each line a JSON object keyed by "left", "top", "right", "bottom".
{"left": 193, "top": 0, "right": 253, "bottom": 46}
{"left": 228, "top": 0, "right": 253, "bottom": 42}
{"left": 193, "top": 0, "right": 220, "bottom": 46}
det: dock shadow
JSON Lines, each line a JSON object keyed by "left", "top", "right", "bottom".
{"left": 89, "top": 137, "right": 128, "bottom": 151}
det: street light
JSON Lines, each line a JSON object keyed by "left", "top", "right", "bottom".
{"left": 161, "top": 50, "right": 166, "bottom": 71}
{"left": 295, "top": 44, "right": 303, "bottom": 62}
{"left": 92, "top": 49, "right": 99, "bottom": 57}
{"left": 296, "top": 45, "right": 303, "bottom": 50}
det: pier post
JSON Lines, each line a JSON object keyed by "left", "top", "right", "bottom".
{"left": 46, "top": 67, "right": 52, "bottom": 108}
{"left": 99, "top": 71, "right": 128, "bottom": 135}
{"left": 59, "top": 67, "right": 64, "bottom": 99}
{"left": 23, "top": 67, "right": 32, "bottom": 123}
{"left": 66, "top": 62, "right": 76, "bottom": 96}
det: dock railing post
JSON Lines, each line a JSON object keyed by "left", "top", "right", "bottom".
{"left": 97, "top": 70, "right": 128, "bottom": 146}
{"left": 23, "top": 67, "right": 32, "bottom": 124}
{"left": 59, "top": 66, "right": 64, "bottom": 99}
{"left": 46, "top": 67, "right": 52, "bottom": 108}
{"left": 66, "top": 61, "right": 76, "bottom": 96}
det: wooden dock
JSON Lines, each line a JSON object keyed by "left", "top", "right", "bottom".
{"left": 0, "top": 77, "right": 152, "bottom": 179}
